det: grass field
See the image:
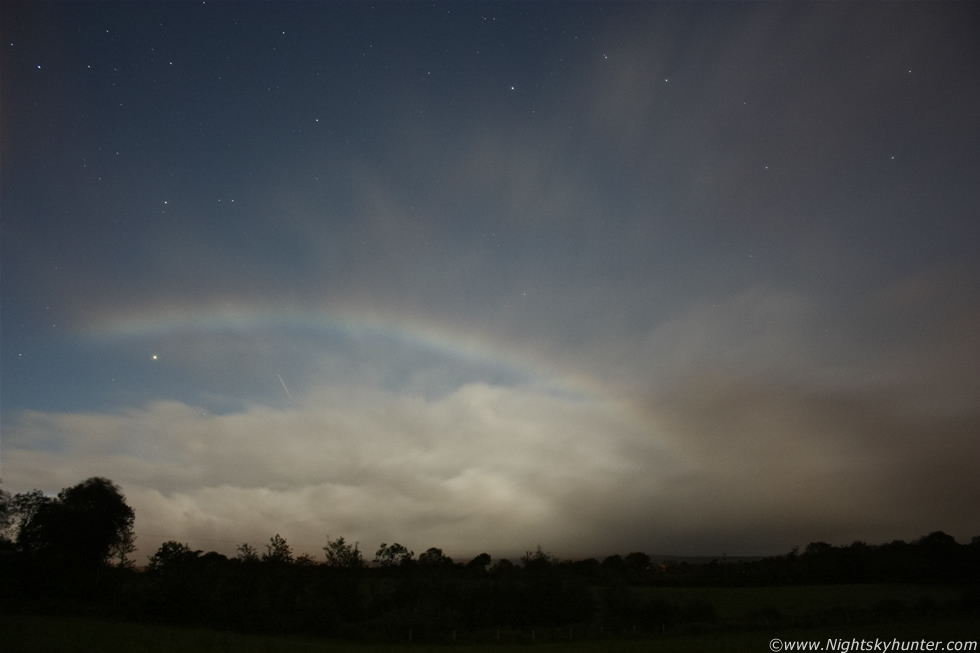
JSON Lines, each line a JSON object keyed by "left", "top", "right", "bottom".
{"left": 4, "top": 584, "right": 976, "bottom": 652}
{"left": 635, "top": 584, "right": 964, "bottom": 623}
{"left": 4, "top": 613, "right": 977, "bottom": 653}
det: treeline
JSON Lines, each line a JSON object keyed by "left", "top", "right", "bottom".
{"left": 2, "top": 478, "right": 978, "bottom": 640}
{"left": 730, "top": 535, "right": 980, "bottom": 586}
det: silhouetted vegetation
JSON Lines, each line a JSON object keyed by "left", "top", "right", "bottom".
{"left": 1, "top": 478, "right": 978, "bottom": 644}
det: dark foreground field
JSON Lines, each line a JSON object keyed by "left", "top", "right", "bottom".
{"left": 4, "top": 612, "right": 977, "bottom": 653}
{"left": 5, "top": 584, "right": 977, "bottom": 653}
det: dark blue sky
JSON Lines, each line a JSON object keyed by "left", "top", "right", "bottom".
{"left": 2, "top": 1, "right": 979, "bottom": 559}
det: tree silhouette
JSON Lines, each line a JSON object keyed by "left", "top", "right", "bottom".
{"left": 148, "top": 541, "right": 201, "bottom": 575}
{"left": 236, "top": 542, "right": 260, "bottom": 563}
{"left": 624, "top": 551, "right": 651, "bottom": 572}
{"left": 4, "top": 479, "right": 977, "bottom": 640}
{"left": 489, "top": 558, "right": 516, "bottom": 577}
{"left": 263, "top": 533, "right": 294, "bottom": 564}
{"left": 9, "top": 489, "right": 52, "bottom": 551}
{"left": 466, "top": 552, "right": 491, "bottom": 572}
{"left": 375, "top": 541, "right": 414, "bottom": 567}
{"left": 522, "top": 545, "right": 554, "bottom": 570}
{"left": 601, "top": 554, "right": 624, "bottom": 572}
{"left": 0, "top": 489, "right": 12, "bottom": 543}
{"left": 15, "top": 478, "right": 135, "bottom": 569}
{"left": 418, "top": 546, "right": 453, "bottom": 567}
{"left": 65, "top": 478, "right": 136, "bottom": 568}
{"left": 323, "top": 536, "right": 363, "bottom": 568}
{"left": 804, "top": 541, "right": 833, "bottom": 556}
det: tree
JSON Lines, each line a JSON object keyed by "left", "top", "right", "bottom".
{"left": 804, "top": 541, "right": 833, "bottom": 556}
{"left": 521, "top": 545, "right": 554, "bottom": 570}
{"left": 489, "top": 558, "right": 516, "bottom": 576}
{"left": 915, "top": 531, "right": 961, "bottom": 582}
{"left": 418, "top": 546, "right": 453, "bottom": 567}
{"left": 917, "top": 531, "right": 957, "bottom": 549}
{"left": 10, "top": 489, "right": 53, "bottom": 550}
{"left": 236, "top": 542, "right": 259, "bottom": 563}
{"left": 15, "top": 478, "right": 135, "bottom": 569}
{"left": 601, "top": 554, "right": 624, "bottom": 572}
{"left": 374, "top": 542, "right": 414, "bottom": 567}
{"left": 624, "top": 551, "right": 650, "bottom": 571}
{"left": 323, "top": 536, "right": 363, "bottom": 568}
{"left": 0, "top": 489, "right": 13, "bottom": 544}
{"left": 262, "top": 533, "right": 293, "bottom": 564}
{"left": 466, "top": 552, "right": 492, "bottom": 572}
{"left": 62, "top": 478, "right": 136, "bottom": 568}
{"left": 148, "top": 541, "right": 201, "bottom": 575}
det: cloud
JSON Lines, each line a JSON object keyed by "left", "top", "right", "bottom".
{"left": 630, "top": 373, "right": 980, "bottom": 555}
{"left": 8, "top": 275, "right": 980, "bottom": 560}
{"left": 4, "top": 380, "right": 674, "bottom": 560}
{"left": 12, "top": 346, "right": 977, "bottom": 562}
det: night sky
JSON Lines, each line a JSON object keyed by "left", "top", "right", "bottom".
{"left": 2, "top": 1, "right": 979, "bottom": 561}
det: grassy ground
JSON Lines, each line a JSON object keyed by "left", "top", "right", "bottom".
{"left": 4, "top": 584, "right": 976, "bottom": 652}
{"left": 635, "top": 584, "right": 964, "bottom": 622}
{"left": 3, "top": 613, "right": 977, "bottom": 653}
